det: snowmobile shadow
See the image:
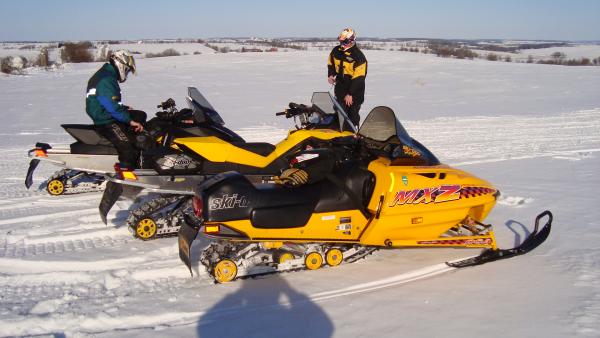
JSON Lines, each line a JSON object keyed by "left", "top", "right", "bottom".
{"left": 189, "top": 237, "right": 212, "bottom": 276}
{"left": 37, "top": 181, "right": 47, "bottom": 191}
{"left": 505, "top": 220, "right": 532, "bottom": 247}
{"left": 105, "top": 193, "right": 153, "bottom": 228}
{"left": 196, "top": 275, "right": 334, "bottom": 338}
{"left": 107, "top": 209, "right": 130, "bottom": 228}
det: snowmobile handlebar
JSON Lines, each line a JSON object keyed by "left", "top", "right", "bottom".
{"left": 276, "top": 102, "right": 314, "bottom": 118}
{"left": 157, "top": 98, "right": 176, "bottom": 110}
{"left": 153, "top": 98, "right": 197, "bottom": 124}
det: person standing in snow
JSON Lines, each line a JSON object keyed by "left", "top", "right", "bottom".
{"left": 85, "top": 50, "right": 146, "bottom": 169}
{"left": 327, "top": 28, "right": 367, "bottom": 128}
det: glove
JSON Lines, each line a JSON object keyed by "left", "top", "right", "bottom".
{"left": 275, "top": 168, "right": 309, "bottom": 187}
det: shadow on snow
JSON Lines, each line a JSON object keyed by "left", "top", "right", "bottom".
{"left": 196, "top": 274, "right": 334, "bottom": 338}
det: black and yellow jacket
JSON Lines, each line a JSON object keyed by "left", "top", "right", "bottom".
{"left": 328, "top": 45, "right": 367, "bottom": 104}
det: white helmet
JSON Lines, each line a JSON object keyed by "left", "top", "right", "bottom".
{"left": 338, "top": 28, "right": 356, "bottom": 51}
{"left": 110, "top": 50, "right": 136, "bottom": 83}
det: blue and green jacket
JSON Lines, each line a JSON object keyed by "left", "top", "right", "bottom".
{"left": 86, "top": 63, "right": 132, "bottom": 125}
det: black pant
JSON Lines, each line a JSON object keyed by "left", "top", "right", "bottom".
{"left": 336, "top": 96, "right": 361, "bottom": 129}
{"left": 346, "top": 102, "right": 361, "bottom": 128}
{"left": 97, "top": 110, "right": 147, "bottom": 168}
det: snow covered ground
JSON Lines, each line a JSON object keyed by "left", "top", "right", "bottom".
{"left": 1, "top": 49, "right": 600, "bottom": 337}
{"left": 521, "top": 44, "right": 600, "bottom": 59}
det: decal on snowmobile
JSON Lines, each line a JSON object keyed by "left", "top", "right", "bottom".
{"left": 209, "top": 194, "right": 250, "bottom": 210}
{"left": 157, "top": 154, "right": 198, "bottom": 170}
{"left": 293, "top": 153, "right": 319, "bottom": 163}
{"left": 402, "top": 145, "right": 421, "bottom": 157}
{"left": 460, "top": 186, "right": 497, "bottom": 198}
{"left": 417, "top": 238, "right": 493, "bottom": 246}
{"left": 336, "top": 224, "right": 352, "bottom": 231}
{"left": 389, "top": 184, "right": 461, "bottom": 206}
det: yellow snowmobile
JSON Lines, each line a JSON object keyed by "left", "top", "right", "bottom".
{"left": 100, "top": 90, "right": 357, "bottom": 238}
{"left": 178, "top": 106, "right": 552, "bottom": 283}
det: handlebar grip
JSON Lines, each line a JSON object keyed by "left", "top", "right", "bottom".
{"left": 275, "top": 112, "right": 287, "bottom": 116}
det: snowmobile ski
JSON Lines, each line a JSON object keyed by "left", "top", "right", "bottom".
{"left": 178, "top": 221, "right": 200, "bottom": 276}
{"left": 24, "top": 159, "right": 40, "bottom": 189}
{"left": 446, "top": 210, "right": 553, "bottom": 268}
{"left": 100, "top": 181, "right": 124, "bottom": 224}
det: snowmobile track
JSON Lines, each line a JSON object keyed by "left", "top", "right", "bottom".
{"left": 0, "top": 235, "right": 133, "bottom": 258}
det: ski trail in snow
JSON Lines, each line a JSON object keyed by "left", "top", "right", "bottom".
{"left": 0, "top": 232, "right": 132, "bottom": 258}
{"left": 0, "top": 193, "right": 101, "bottom": 212}
{"left": 310, "top": 262, "right": 456, "bottom": 301}
{"left": 403, "top": 109, "right": 600, "bottom": 166}
{"left": 0, "top": 208, "right": 98, "bottom": 225}
{"left": 0, "top": 258, "right": 462, "bottom": 336}
{"left": 0, "top": 255, "right": 149, "bottom": 273}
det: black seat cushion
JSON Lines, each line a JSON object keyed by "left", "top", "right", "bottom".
{"left": 62, "top": 124, "right": 113, "bottom": 146}
{"left": 203, "top": 174, "right": 320, "bottom": 228}
{"left": 70, "top": 141, "right": 118, "bottom": 155}
{"left": 315, "top": 166, "right": 375, "bottom": 213}
{"left": 203, "top": 166, "right": 375, "bottom": 229}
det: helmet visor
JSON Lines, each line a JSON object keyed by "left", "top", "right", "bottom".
{"left": 339, "top": 36, "right": 355, "bottom": 48}
{"left": 125, "top": 54, "right": 136, "bottom": 75}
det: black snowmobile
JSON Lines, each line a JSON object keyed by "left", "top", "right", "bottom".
{"left": 98, "top": 91, "right": 358, "bottom": 240}
{"left": 25, "top": 87, "right": 244, "bottom": 196}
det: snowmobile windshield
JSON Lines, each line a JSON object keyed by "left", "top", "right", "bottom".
{"left": 186, "top": 87, "right": 225, "bottom": 126}
{"left": 359, "top": 106, "right": 440, "bottom": 165}
{"left": 311, "top": 92, "right": 357, "bottom": 133}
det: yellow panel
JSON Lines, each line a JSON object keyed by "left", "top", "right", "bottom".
{"left": 173, "top": 129, "right": 353, "bottom": 168}
{"left": 221, "top": 210, "right": 368, "bottom": 243}
{"left": 209, "top": 154, "right": 498, "bottom": 250}
{"left": 359, "top": 158, "right": 498, "bottom": 246}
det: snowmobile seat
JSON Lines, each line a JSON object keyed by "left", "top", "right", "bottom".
{"left": 250, "top": 183, "right": 321, "bottom": 228}
{"left": 314, "top": 166, "right": 375, "bottom": 213}
{"left": 62, "top": 124, "right": 113, "bottom": 146}
{"left": 249, "top": 167, "right": 375, "bottom": 226}
{"left": 70, "top": 141, "right": 118, "bottom": 155}
{"left": 231, "top": 142, "right": 276, "bottom": 157}
{"left": 202, "top": 167, "right": 375, "bottom": 229}
{"left": 201, "top": 172, "right": 321, "bottom": 229}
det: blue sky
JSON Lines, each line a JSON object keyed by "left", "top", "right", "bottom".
{"left": 1, "top": 0, "right": 599, "bottom": 41}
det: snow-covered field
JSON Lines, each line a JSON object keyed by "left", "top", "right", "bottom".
{"left": 1, "top": 49, "right": 600, "bottom": 337}
{"left": 522, "top": 44, "right": 600, "bottom": 59}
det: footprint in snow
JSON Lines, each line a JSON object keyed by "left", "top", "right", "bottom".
{"left": 553, "top": 151, "right": 594, "bottom": 161}
{"left": 497, "top": 195, "right": 534, "bottom": 207}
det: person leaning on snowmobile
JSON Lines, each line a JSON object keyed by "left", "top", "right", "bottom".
{"left": 85, "top": 50, "right": 146, "bottom": 169}
{"left": 327, "top": 28, "right": 367, "bottom": 128}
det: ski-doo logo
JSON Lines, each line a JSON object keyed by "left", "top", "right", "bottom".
{"left": 209, "top": 194, "right": 249, "bottom": 210}
{"left": 389, "top": 185, "right": 461, "bottom": 207}
{"left": 164, "top": 157, "right": 192, "bottom": 167}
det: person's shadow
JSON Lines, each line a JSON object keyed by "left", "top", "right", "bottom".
{"left": 196, "top": 274, "right": 334, "bottom": 338}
